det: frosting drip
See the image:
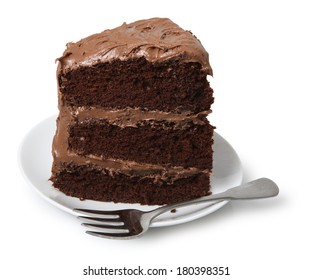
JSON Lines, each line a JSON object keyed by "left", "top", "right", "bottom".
{"left": 57, "top": 18, "right": 213, "bottom": 75}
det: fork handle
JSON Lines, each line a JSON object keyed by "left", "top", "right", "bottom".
{"left": 209, "top": 177, "right": 279, "bottom": 200}
{"left": 152, "top": 178, "right": 279, "bottom": 217}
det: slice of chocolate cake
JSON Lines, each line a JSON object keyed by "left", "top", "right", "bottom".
{"left": 51, "top": 18, "right": 214, "bottom": 205}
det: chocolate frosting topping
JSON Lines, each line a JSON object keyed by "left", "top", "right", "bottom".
{"left": 57, "top": 18, "right": 213, "bottom": 75}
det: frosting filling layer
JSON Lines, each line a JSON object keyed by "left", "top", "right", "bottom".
{"left": 71, "top": 106, "right": 211, "bottom": 127}
{"left": 58, "top": 155, "right": 210, "bottom": 184}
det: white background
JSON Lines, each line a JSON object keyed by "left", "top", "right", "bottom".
{"left": 1, "top": 0, "right": 311, "bottom": 279}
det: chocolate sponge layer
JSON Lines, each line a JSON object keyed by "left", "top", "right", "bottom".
{"left": 52, "top": 163, "right": 211, "bottom": 205}
{"left": 68, "top": 119, "right": 214, "bottom": 169}
{"left": 58, "top": 57, "right": 213, "bottom": 113}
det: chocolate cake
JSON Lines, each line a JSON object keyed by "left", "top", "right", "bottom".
{"left": 51, "top": 18, "right": 214, "bottom": 205}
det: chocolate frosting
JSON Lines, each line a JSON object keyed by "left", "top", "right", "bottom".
{"left": 72, "top": 106, "right": 211, "bottom": 128}
{"left": 56, "top": 18, "right": 213, "bottom": 75}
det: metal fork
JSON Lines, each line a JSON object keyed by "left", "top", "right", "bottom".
{"left": 74, "top": 178, "right": 279, "bottom": 239}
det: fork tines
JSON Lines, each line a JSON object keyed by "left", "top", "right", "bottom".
{"left": 73, "top": 208, "right": 120, "bottom": 218}
{"left": 73, "top": 208, "right": 131, "bottom": 238}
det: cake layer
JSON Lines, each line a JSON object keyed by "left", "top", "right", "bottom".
{"left": 52, "top": 107, "right": 212, "bottom": 178}
{"left": 51, "top": 163, "right": 211, "bottom": 205}
{"left": 58, "top": 57, "right": 213, "bottom": 113}
{"left": 68, "top": 118, "right": 214, "bottom": 169}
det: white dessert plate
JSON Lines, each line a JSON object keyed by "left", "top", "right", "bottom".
{"left": 18, "top": 116, "right": 243, "bottom": 227}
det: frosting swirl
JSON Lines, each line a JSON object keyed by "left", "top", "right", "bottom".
{"left": 57, "top": 18, "right": 213, "bottom": 75}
